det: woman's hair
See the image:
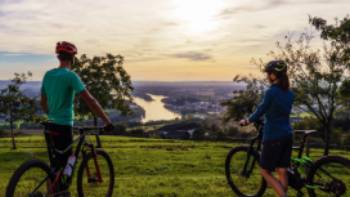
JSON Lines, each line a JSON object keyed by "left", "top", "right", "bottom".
{"left": 275, "top": 71, "right": 290, "bottom": 91}
{"left": 264, "top": 60, "right": 290, "bottom": 91}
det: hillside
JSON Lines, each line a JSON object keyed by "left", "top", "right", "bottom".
{"left": 0, "top": 135, "right": 348, "bottom": 196}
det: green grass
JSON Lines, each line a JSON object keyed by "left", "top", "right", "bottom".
{"left": 0, "top": 135, "right": 349, "bottom": 196}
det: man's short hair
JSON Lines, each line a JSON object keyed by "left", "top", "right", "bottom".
{"left": 57, "top": 52, "right": 74, "bottom": 63}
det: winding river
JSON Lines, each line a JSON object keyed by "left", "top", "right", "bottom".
{"left": 133, "top": 94, "right": 181, "bottom": 122}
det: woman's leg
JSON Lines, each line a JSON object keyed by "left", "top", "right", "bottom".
{"left": 260, "top": 168, "right": 286, "bottom": 197}
{"left": 275, "top": 136, "right": 293, "bottom": 194}
{"left": 276, "top": 168, "right": 288, "bottom": 192}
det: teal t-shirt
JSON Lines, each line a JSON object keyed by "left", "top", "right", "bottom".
{"left": 41, "top": 67, "right": 85, "bottom": 126}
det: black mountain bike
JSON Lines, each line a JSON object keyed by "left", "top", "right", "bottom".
{"left": 6, "top": 122, "right": 115, "bottom": 197}
{"left": 225, "top": 122, "right": 350, "bottom": 197}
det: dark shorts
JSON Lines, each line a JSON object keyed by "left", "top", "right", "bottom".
{"left": 44, "top": 122, "right": 73, "bottom": 172}
{"left": 260, "top": 135, "right": 293, "bottom": 171}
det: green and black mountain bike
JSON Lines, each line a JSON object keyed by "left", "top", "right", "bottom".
{"left": 6, "top": 122, "right": 115, "bottom": 197}
{"left": 225, "top": 122, "right": 350, "bottom": 197}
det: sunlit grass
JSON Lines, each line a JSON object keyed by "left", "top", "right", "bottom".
{"left": 0, "top": 135, "right": 348, "bottom": 196}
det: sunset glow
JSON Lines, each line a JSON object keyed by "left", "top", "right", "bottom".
{"left": 0, "top": 0, "right": 349, "bottom": 81}
{"left": 171, "top": 0, "right": 224, "bottom": 34}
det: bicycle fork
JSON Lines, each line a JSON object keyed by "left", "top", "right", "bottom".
{"left": 242, "top": 137, "right": 261, "bottom": 178}
{"left": 85, "top": 144, "right": 103, "bottom": 183}
{"left": 242, "top": 152, "right": 257, "bottom": 177}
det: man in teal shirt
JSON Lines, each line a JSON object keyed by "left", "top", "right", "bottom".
{"left": 40, "top": 41, "right": 113, "bottom": 195}
{"left": 41, "top": 65, "right": 86, "bottom": 126}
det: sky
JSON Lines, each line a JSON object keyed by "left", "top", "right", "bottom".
{"left": 0, "top": 0, "right": 349, "bottom": 81}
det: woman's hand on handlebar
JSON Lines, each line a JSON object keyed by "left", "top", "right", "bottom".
{"left": 239, "top": 119, "right": 250, "bottom": 126}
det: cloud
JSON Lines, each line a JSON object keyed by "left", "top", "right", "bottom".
{"left": 0, "top": 51, "right": 54, "bottom": 63}
{"left": 219, "top": 0, "right": 286, "bottom": 17}
{"left": 219, "top": 0, "right": 348, "bottom": 17}
{"left": 254, "top": 24, "right": 268, "bottom": 29}
{"left": 171, "top": 51, "right": 212, "bottom": 62}
{"left": 0, "top": 0, "right": 350, "bottom": 80}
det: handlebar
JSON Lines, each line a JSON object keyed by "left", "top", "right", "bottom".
{"left": 240, "top": 119, "right": 264, "bottom": 129}
{"left": 73, "top": 126, "right": 104, "bottom": 134}
{"left": 73, "top": 126, "right": 104, "bottom": 148}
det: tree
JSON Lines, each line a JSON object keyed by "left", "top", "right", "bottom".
{"left": 0, "top": 72, "right": 36, "bottom": 149}
{"left": 72, "top": 54, "right": 134, "bottom": 125}
{"left": 226, "top": 17, "right": 350, "bottom": 155}
{"left": 221, "top": 75, "right": 265, "bottom": 122}
{"left": 269, "top": 16, "right": 350, "bottom": 155}
{"left": 224, "top": 17, "right": 350, "bottom": 155}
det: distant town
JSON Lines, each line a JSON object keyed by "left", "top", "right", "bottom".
{"left": 0, "top": 80, "right": 241, "bottom": 124}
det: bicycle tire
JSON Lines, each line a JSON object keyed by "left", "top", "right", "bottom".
{"left": 225, "top": 146, "right": 266, "bottom": 197}
{"left": 307, "top": 156, "right": 350, "bottom": 197}
{"left": 6, "top": 159, "right": 53, "bottom": 197}
{"left": 77, "top": 149, "right": 115, "bottom": 197}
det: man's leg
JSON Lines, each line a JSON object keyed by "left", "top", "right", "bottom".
{"left": 48, "top": 124, "right": 73, "bottom": 196}
{"left": 55, "top": 132, "right": 73, "bottom": 193}
{"left": 276, "top": 168, "right": 288, "bottom": 192}
{"left": 260, "top": 168, "right": 286, "bottom": 197}
{"left": 44, "top": 130, "right": 54, "bottom": 194}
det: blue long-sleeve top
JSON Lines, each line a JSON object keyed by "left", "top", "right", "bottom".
{"left": 249, "top": 84, "right": 294, "bottom": 141}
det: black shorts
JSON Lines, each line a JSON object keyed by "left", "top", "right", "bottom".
{"left": 260, "top": 135, "right": 293, "bottom": 171}
{"left": 44, "top": 122, "right": 73, "bottom": 172}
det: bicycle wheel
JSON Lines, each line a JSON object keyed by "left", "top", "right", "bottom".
{"left": 6, "top": 159, "right": 53, "bottom": 197}
{"left": 77, "top": 150, "right": 115, "bottom": 197}
{"left": 307, "top": 156, "right": 350, "bottom": 197}
{"left": 225, "top": 146, "right": 266, "bottom": 197}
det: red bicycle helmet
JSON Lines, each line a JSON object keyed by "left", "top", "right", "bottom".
{"left": 56, "top": 41, "right": 77, "bottom": 55}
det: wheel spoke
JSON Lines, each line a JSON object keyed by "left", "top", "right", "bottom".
{"left": 226, "top": 147, "right": 265, "bottom": 197}
{"left": 10, "top": 165, "right": 51, "bottom": 197}
{"left": 308, "top": 157, "right": 350, "bottom": 197}
{"left": 77, "top": 151, "right": 114, "bottom": 197}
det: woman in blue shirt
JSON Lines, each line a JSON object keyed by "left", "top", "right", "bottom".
{"left": 240, "top": 60, "right": 294, "bottom": 197}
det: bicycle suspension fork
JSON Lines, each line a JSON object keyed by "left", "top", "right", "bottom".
{"left": 85, "top": 144, "right": 103, "bottom": 183}
{"left": 242, "top": 137, "right": 261, "bottom": 177}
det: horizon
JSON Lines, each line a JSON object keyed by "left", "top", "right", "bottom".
{"left": 1, "top": 0, "right": 349, "bottom": 81}
{"left": 0, "top": 79, "right": 237, "bottom": 83}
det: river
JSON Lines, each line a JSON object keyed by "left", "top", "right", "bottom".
{"left": 133, "top": 94, "right": 181, "bottom": 122}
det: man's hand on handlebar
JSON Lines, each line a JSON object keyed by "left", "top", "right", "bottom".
{"left": 239, "top": 119, "right": 250, "bottom": 126}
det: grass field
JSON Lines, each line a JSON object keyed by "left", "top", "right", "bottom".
{"left": 0, "top": 135, "right": 349, "bottom": 197}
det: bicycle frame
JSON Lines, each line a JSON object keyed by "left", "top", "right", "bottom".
{"left": 229, "top": 123, "right": 349, "bottom": 197}
{"left": 31, "top": 125, "right": 104, "bottom": 195}
{"left": 240, "top": 123, "right": 315, "bottom": 180}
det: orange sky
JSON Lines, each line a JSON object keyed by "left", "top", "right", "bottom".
{"left": 0, "top": 0, "right": 349, "bottom": 81}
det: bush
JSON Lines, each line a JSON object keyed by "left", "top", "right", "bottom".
{"left": 0, "top": 129, "right": 6, "bottom": 137}
{"left": 128, "top": 129, "right": 148, "bottom": 137}
{"left": 101, "top": 124, "right": 127, "bottom": 135}
{"left": 224, "top": 126, "right": 240, "bottom": 137}
{"left": 341, "top": 133, "right": 350, "bottom": 147}
{"left": 192, "top": 129, "right": 205, "bottom": 140}
{"left": 293, "top": 117, "right": 321, "bottom": 130}
{"left": 333, "top": 118, "right": 350, "bottom": 131}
